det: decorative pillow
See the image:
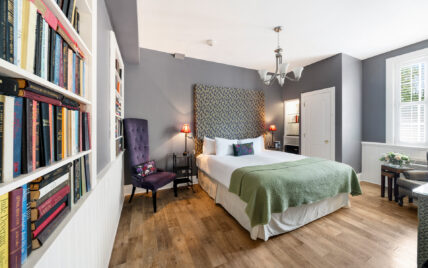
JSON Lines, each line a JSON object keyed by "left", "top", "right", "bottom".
{"left": 215, "top": 137, "right": 237, "bottom": 156}
{"left": 134, "top": 160, "right": 157, "bottom": 177}
{"left": 238, "top": 136, "right": 264, "bottom": 154}
{"left": 233, "top": 143, "right": 254, "bottom": 156}
{"left": 203, "top": 137, "right": 216, "bottom": 155}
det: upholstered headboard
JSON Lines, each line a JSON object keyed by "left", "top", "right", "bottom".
{"left": 193, "top": 84, "right": 265, "bottom": 155}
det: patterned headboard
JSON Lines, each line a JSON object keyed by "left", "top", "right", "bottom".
{"left": 193, "top": 84, "right": 265, "bottom": 155}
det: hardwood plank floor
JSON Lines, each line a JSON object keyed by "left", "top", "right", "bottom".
{"left": 109, "top": 182, "right": 418, "bottom": 268}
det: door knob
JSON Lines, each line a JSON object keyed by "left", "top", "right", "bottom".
{"left": 324, "top": 140, "right": 329, "bottom": 144}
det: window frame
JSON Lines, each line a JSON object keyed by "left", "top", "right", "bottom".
{"left": 386, "top": 48, "right": 428, "bottom": 147}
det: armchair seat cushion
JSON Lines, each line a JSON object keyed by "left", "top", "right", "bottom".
{"left": 397, "top": 177, "right": 427, "bottom": 190}
{"left": 133, "top": 171, "right": 176, "bottom": 191}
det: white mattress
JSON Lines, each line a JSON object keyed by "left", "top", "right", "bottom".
{"left": 196, "top": 150, "right": 306, "bottom": 188}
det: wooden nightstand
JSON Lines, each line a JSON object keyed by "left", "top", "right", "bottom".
{"left": 173, "top": 153, "right": 195, "bottom": 192}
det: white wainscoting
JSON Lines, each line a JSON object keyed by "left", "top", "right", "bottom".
{"left": 361, "top": 142, "right": 428, "bottom": 185}
{"left": 34, "top": 155, "right": 124, "bottom": 268}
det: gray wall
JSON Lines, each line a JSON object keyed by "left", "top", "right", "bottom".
{"left": 362, "top": 39, "right": 428, "bottom": 142}
{"left": 125, "top": 48, "right": 284, "bottom": 182}
{"left": 283, "top": 54, "right": 343, "bottom": 162}
{"left": 342, "top": 54, "right": 362, "bottom": 172}
{"left": 96, "top": 1, "right": 113, "bottom": 173}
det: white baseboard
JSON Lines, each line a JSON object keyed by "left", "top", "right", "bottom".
{"left": 123, "top": 176, "right": 198, "bottom": 196}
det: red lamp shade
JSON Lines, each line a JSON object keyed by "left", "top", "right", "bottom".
{"left": 269, "top": 124, "right": 277, "bottom": 131}
{"left": 180, "top": 124, "right": 191, "bottom": 133}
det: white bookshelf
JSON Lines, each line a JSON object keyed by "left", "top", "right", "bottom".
{"left": 110, "top": 31, "right": 124, "bottom": 161}
{"left": 0, "top": 0, "right": 97, "bottom": 266}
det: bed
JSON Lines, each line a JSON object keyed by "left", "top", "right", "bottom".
{"left": 193, "top": 84, "right": 361, "bottom": 241}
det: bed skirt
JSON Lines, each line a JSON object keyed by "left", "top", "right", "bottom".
{"left": 198, "top": 170, "right": 350, "bottom": 241}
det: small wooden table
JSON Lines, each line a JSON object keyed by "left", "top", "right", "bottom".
{"left": 381, "top": 164, "right": 412, "bottom": 201}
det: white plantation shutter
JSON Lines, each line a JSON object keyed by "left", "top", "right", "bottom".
{"left": 396, "top": 61, "right": 427, "bottom": 145}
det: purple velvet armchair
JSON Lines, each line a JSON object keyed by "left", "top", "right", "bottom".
{"left": 123, "top": 118, "right": 177, "bottom": 212}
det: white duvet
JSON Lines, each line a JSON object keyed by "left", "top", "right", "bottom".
{"left": 196, "top": 150, "right": 306, "bottom": 188}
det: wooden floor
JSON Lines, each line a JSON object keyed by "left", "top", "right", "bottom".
{"left": 109, "top": 182, "right": 418, "bottom": 268}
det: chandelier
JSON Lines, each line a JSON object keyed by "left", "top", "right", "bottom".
{"left": 258, "top": 26, "right": 304, "bottom": 86}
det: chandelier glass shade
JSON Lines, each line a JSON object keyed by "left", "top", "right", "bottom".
{"left": 258, "top": 26, "right": 304, "bottom": 86}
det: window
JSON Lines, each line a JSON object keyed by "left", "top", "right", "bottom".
{"left": 386, "top": 48, "right": 428, "bottom": 146}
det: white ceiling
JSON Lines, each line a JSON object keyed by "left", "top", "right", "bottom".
{"left": 138, "top": 0, "right": 428, "bottom": 71}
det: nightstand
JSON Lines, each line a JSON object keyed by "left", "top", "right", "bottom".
{"left": 172, "top": 153, "right": 195, "bottom": 192}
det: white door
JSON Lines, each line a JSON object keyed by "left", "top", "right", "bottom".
{"left": 301, "top": 87, "right": 335, "bottom": 160}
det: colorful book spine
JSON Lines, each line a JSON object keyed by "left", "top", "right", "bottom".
{"left": 80, "top": 158, "right": 85, "bottom": 196}
{"left": 84, "top": 155, "right": 90, "bottom": 192}
{"left": 0, "top": 97, "right": 3, "bottom": 182}
{"left": 21, "top": 185, "right": 28, "bottom": 264}
{"left": 30, "top": 163, "right": 71, "bottom": 190}
{"left": 34, "top": 101, "right": 40, "bottom": 169}
{"left": 13, "top": 0, "right": 21, "bottom": 66}
{"left": 54, "top": 34, "right": 61, "bottom": 85}
{"left": 0, "top": 193, "right": 8, "bottom": 268}
{"left": 71, "top": 53, "right": 75, "bottom": 93}
{"left": 22, "top": 99, "right": 33, "bottom": 174}
{"left": 18, "top": 90, "right": 61, "bottom": 106}
{"left": 13, "top": 97, "right": 23, "bottom": 178}
{"left": 55, "top": 107, "right": 62, "bottom": 161}
{"left": 30, "top": 173, "right": 69, "bottom": 201}
{"left": 26, "top": 186, "right": 31, "bottom": 258}
{"left": 32, "top": 195, "right": 67, "bottom": 229}
{"left": 31, "top": 207, "right": 69, "bottom": 250}
{"left": 0, "top": 0, "right": 7, "bottom": 60}
{"left": 9, "top": 187, "right": 22, "bottom": 268}
{"left": 61, "top": 107, "right": 66, "bottom": 159}
{"left": 73, "top": 158, "right": 80, "bottom": 203}
{"left": 24, "top": 1, "right": 37, "bottom": 73}
{"left": 30, "top": 181, "right": 68, "bottom": 209}
{"left": 40, "top": 19, "right": 48, "bottom": 80}
{"left": 36, "top": 184, "right": 69, "bottom": 217}
{"left": 40, "top": 103, "right": 51, "bottom": 167}
{"left": 32, "top": 202, "right": 65, "bottom": 238}
{"left": 6, "top": 0, "right": 14, "bottom": 63}
{"left": 3, "top": 96, "right": 14, "bottom": 183}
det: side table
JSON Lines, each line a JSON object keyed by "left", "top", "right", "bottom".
{"left": 381, "top": 164, "right": 412, "bottom": 201}
{"left": 173, "top": 153, "right": 195, "bottom": 193}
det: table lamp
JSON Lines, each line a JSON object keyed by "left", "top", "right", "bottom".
{"left": 269, "top": 124, "right": 277, "bottom": 146}
{"left": 180, "top": 124, "right": 191, "bottom": 155}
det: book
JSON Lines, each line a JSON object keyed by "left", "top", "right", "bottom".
{"left": 61, "top": 98, "right": 78, "bottom": 110}
{"left": 73, "top": 158, "right": 80, "bottom": 203}
{"left": 84, "top": 154, "right": 90, "bottom": 191}
{"left": 21, "top": 99, "right": 33, "bottom": 174}
{"left": 79, "top": 111, "right": 82, "bottom": 152}
{"left": 31, "top": 194, "right": 67, "bottom": 226}
{"left": 34, "top": 101, "right": 40, "bottom": 169}
{"left": 24, "top": 1, "right": 37, "bottom": 73}
{"left": 40, "top": 19, "right": 48, "bottom": 80}
{"left": 49, "top": 105, "right": 54, "bottom": 163}
{"left": 87, "top": 112, "right": 91, "bottom": 149}
{"left": 0, "top": 193, "right": 8, "bottom": 268}
{"left": 26, "top": 186, "right": 31, "bottom": 258}
{"left": 67, "top": 48, "right": 72, "bottom": 91}
{"left": 21, "top": 185, "right": 28, "bottom": 264}
{"left": 30, "top": 173, "right": 69, "bottom": 201}
{"left": 55, "top": 106, "right": 62, "bottom": 161}
{"left": 0, "top": 76, "right": 19, "bottom": 96}
{"left": 34, "top": 13, "right": 42, "bottom": 76}
{"left": 80, "top": 157, "right": 85, "bottom": 196}
{"left": 40, "top": 103, "right": 51, "bottom": 167}
{"left": 67, "top": 0, "right": 76, "bottom": 23}
{"left": 0, "top": 0, "right": 6, "bottom": 60}
{"left": 14, "top": 0, "right": 22, "bottom": 67}
{"left": 61, "top": 107, "right": 66, "bottom": 158}
{"left": 29, "top": 181, "right": 68, "bottom": 209}
{"left": 71, "top": 53, "right": 75, "bottom": 93}
{"left": 62, "top": 42, "right": 68, "bottom": 90}
{"left": 17, "top": 90, "right": 61, "bottom": 107}
{"left": 31, "top": 0, "right": 58, "bottom": 30}
{"left": 2, "top": 95, "right": 14, "bottom": 182}
{"left": 59, "top": 37, "right": 63, "bottom": 87}
{"left": 31, "top": 206, "right": 69, "bottom": 250}
{"left": 13, "top": 97, "right": 23, "bottom": 178}
{"left": 54, "top": 33, "right": 61, "bottom": 85}
{"left": 48, "top": 27, "right": 55, "bottom": 83}
{"left": 5, "top": 0, "right": 14, "bottom": 63}
{"left": 0, "top": 97, "right": 3, "bottom": 182}
{"left": 15, "top": 79, "right": 63, "bottom": 101}
{"left": 30, "top": 163, "right": 71, "bottom": 191}
{"left": 33, "top": 184, "right": 69, "bottom": 220}
{"left": 32, "top": 202, "right": 65, "bottom": 238}
{"left": 61, "top": 0, "right": 69, "bottom": 18}
{"left": 9, "top": 188, "right": 22, "bottom": 268}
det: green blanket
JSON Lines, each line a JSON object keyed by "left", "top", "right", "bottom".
{"left": 229, "top": 158, "right": 362, "bottom": 227}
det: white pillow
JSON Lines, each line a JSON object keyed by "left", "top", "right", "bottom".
{"left": 202, "top": 137, "right": 216, "bottom": 155}
{"left": 238, "top": 136, "right": 264, "bottom": 154}
{"left": 215, "top": 137, "right": 237, "bottom": 156}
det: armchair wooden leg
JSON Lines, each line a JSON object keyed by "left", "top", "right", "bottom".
{"left": 174, "top": 180, "right": 178, "bottom": 197}
{"left": 398, "top": 197, "right": 404, "bottom": 207}
{"left": 146, "top": 189, "right": 148, "bottom": 194}
{"left": 129, "top": 186, "right": 136, "bottom": 203}
{"left": 152, "top": 191, "right": 157, "bottom": 213}
{"left": 409, "top": 197, "right": 414, "bottom": 203}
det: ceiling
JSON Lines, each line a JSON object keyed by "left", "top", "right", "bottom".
{"left": 137, "top": 0, "right": 428, "bottom": 71}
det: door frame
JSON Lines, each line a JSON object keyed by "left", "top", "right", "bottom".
{"left": 300, "top": 87, "right": 335, "bottom": 160}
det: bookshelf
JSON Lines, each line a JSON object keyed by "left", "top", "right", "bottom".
{"left": 110, "top": 31, "right": 125, "bottom": 161}
{"left": 0, "top": 0, "right": 97, "bottom": 266}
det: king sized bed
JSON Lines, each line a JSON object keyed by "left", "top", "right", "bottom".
{"left": 193, "top": 84, "right": 362, "bottom": 241}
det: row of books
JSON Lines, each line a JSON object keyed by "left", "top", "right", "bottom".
{"left": 1, "top": 0, "right": 86, "bottom": 97}
{"left": 0, "top": 155, "right": 90, "bottom": 266}
{"left": 116, "top": 138, "right": 123, "bottom": 156}
{"left": 115, "top": 118, "right": 122, "bottom": 139}
{"left": 0, "top": 76, "right": 91, "bottom": 183}
{"left": 55, "top": 0, "right": 80, "bottom": 33}
{"left": 115, "top": 97, "right": 122, "bottom": 117}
